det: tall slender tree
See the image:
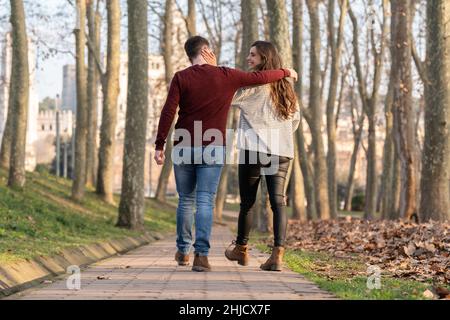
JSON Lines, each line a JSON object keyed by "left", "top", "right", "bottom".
{"left": 420, "top": 1, "right": 450, "bottom": 222}
{"left": 266, "top": 0, "right": 292, "bottom": 66}
{"left": 155, "top": 0, "right": 174, "bottom": 203}
{"left": 379, "top": 61, "right": 396, "bottom": 218}
{"left": 7, "top": 0, "right": 29, "bottom": 188}
{"left": 389, "top": 152, "right": 402, "bottom": 218}
{"left": 72, "top": 0, "right": 88, "bottom": 200}
{"left": 117, "top": 0, "right": 149, "bottom": 230}
{"left": 86, "top": 0, "right": 101, "bottom": 188}
{"left": 292, "top": 0, "right": 313, "bottom": 221}
{"left": 391, "top": 0, "right": 416, "bottom": 220}
{"left": 306, "top": 0, "right": 331, "bottom": 220}
{"left": 96, "top": 0, "right": 121, "bottom": 204}
{"left": 186, "top": 0, "right": 196, "bottom": 37}
{"left": 326, "top": 0, "right": 348, "bottom": 219}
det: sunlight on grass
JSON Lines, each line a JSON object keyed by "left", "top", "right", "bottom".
{"left": 0, "top": 169, "right": 176, "bottom": 264}
{"left": 255, "top": 242, "right": 432, "bottom": 300}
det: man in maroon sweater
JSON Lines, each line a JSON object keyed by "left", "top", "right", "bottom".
{"left": 154, "top": 36, "right": 297, "bottom": 272}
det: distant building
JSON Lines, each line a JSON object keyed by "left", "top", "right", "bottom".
{"left": 61, "top": 64, "right": 76, "bottom": 111}
{"left": 36, "top": 110, "right": 74, "bottom": 165}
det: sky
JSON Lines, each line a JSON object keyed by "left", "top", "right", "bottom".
{"left": 0, "top": 0, "right": 76, "bottom": 100}
{"left": 37, "top": 50, "right": 73, "bottom": 101}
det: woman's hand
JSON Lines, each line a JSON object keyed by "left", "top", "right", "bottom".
{"left": 201, "top": 48, "right": 217, "bottom": 66}
{"left": 286, "top": 68, "right": 298, "bottom": 81}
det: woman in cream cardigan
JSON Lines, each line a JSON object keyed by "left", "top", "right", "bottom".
{"left": 206, "top": 41, "right": 301, "bottom": 271}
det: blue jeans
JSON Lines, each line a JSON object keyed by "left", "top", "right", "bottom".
{"left": 173, "top": 146, "right": 225, "bottom": 256}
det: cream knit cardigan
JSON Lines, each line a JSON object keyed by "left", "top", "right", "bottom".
{"left": 231, "top": 84, "right": 300, "bottom": 159}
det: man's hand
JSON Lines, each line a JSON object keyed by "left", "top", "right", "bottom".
{"left": 154, "top": 150, "right": 165, "bottom": 165}
{"left": 286, "top": 68, "right": 298, "bottom": 82}
{"left": 201, "top": 48, "right": 217, "bottom": 66}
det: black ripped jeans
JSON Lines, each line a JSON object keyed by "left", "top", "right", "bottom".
{"left": 236, "top": 150, "right": 291, "bottom": 247}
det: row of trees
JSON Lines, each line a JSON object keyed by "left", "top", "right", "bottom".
{"left": 225, "top": 0, "right": 449, "bottom": 227}
{"left": 0, "top": 0, "right": 142, "bottom": 229}
{"left": 0, "top": 0, "right": 448, "bottom": 231}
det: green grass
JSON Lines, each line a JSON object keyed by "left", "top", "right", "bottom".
{"left": 253, "top": 235, "right": 439, "bottom": 300}
{"left": 0, "top": 168, "right": 176, "bottom": 264}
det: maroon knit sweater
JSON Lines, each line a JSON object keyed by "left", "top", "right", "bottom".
{"left": 155, "top": 64, "right": 291, "bottom": 150}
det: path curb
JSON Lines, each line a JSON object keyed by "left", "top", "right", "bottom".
{"left": 0, "top": 231, "right": 167, "bottom": 297}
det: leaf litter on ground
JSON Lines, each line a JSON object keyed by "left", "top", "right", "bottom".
{"left": 264, "top": 217, "right": 449, "bottom": 293}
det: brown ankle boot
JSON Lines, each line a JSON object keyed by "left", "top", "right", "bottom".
{"left": 175, "top": 251, "right": 189, "bottom": 266}
{"left": 260, "top": 247, "right": 285, "bottom": 271}
{"left": 225, "top": 241, "right": 249, "bottom": 266}
{"left": 192, "top": 254, "right": 211, "bottom": 272}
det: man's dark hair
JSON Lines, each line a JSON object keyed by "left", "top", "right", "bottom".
{"left": 184, "top": 36, "right": 210, "bottom": 62}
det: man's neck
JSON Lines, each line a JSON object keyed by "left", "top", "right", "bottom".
{"left": 191, "top": 56, "right": 207, "bottom": 66}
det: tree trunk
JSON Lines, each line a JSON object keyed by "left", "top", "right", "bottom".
{"left": 117, "top": 0, "right": 149, "bottom": 230}
{"left": 86, "top": 2, "right": 101, "bottom": 188}
{"left": 240, "top": 0, "right": 259, "bottom": 69}
{"left": 7, "top": 0, "right": 29, "bottom": 189}
{"left": 326, "top": 0, "right": 348, "bottom": 219}
{"left": 420, "top": 1, "right": 450, "bottom": 222}
{"left": 155, "top": 0, "right": 175, "bottom": 203}
{"left": 344, "top": 108, "right": 364, "bottom": 212}
{"left": 380, "top": 71, "right": 395, "bottom": 219}
{"left": 186, "top": 0, "right": 196, "bottom": 37}
{"left": 292, "top": 140, "right": 307, "bottom": 221}
{"left": 258, "top": 0, "right": 270, "bottom": 41}
{"left": 391, "top": 0, "right": 417, "bottom": 220}
{"left": 388, "top": 151, "right": 401, "bottom": 219}
{"left": 97, "top": 0, "right": 120, "bottom": 204}
{"left": 266, "top": 0, "right": 292, "bottom": 66}
{"left": 292, "top": 0, "right": 303, "bottom": 91}
{"left": 293, "top": 0, "right": 316, "bottom": 220}
{"left": 72, "top": 0, "right": 88, "bottom": 201}
{"left": 364, "top": 117, "right": 377, "bottom": 219}
{"left": 215, "top": 109, "right": 239, "bottom": 221}
{"left": 214, "top": 170, "right": 228, "bottom": 222}
{"left": 306, "top": 0, "right": 330, "bottom": 220}
{"left": 291, "top": 0, "right": 303, "bottom": 219}
{"left": 297, "top": 120, "right": 317, "bottom": 220}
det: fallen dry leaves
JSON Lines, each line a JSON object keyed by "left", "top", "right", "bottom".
{"left": 279, "top": 218, "right": 449, "bottom": 286}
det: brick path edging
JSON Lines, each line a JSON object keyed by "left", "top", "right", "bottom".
{"left": 0, "top": 231, "right": 168, "bottom": 297}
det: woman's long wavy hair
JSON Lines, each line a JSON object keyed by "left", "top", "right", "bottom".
{"left": 251, "top": 41, "right": 298, "bottom": 120}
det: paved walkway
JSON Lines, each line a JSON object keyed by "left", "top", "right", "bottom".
{"left": 5, "top": 225, "right": 335, "bottom": 300}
